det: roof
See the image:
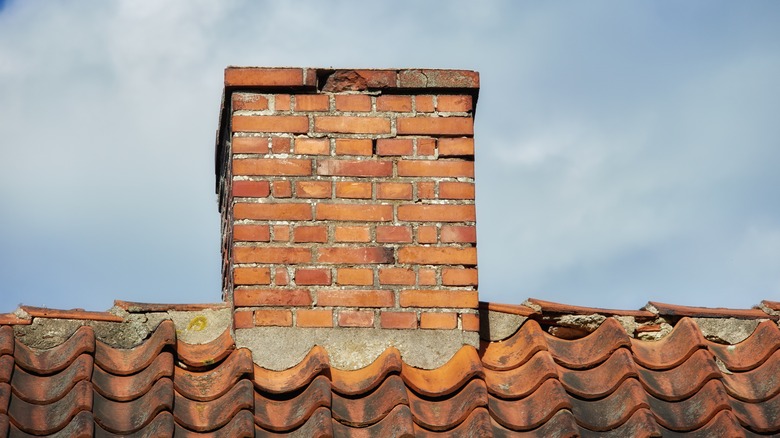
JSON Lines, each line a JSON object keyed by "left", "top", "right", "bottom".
{"left": 2, "top": 299, "right": 780, "bottom": 435}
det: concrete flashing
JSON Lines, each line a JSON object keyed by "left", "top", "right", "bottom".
{"left": 236, "top": 327, "right": 479, "bottom": 371}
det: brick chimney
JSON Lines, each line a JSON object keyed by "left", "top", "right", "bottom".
{"left": 215, "top": 67, "right": 479, "bottom": 369}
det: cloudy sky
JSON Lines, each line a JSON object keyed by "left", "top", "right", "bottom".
{"left": 1, "top": 1, "right": 778, "bottom": 313}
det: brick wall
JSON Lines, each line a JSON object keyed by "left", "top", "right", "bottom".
{"left": 216, "top": 67, "right": 479, "bottom": 335}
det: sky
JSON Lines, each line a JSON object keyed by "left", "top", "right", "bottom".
{"left": 1, "top": 1, "right": 779, "bottom": 313}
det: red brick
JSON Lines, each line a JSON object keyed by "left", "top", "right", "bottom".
{"left": 417, "top": 138, "right": 436, "bottom": 156}
{"left": 338, "top": 310, "right": 374, "bottom": 328}
{"left": 376, "top": 226, "right": 412, "bottom": 243}
{"left": 335, "top": 138, "right": 373, "bottom": 156}
{"left": 232, "top": 180, "right": 270, "bottom": 197}
{"left": 379, "top": 268, "right": 415, "bottom": 285}
{"left": 271, "top": 137, "right": 291, "bottom": 153}
{"left": 225, "top": 68, "right": 304, "bottom": 87}
{"left": 293, "top": 226, "right": 328, "bottom": 243}
{"left": 233, "top": 203, "right": 312, "bottom": 220}
{"left": 419, "top": 269, "right": 437, "bottom": 286}
{"left": 376, "top": 139, "right": 413, "bottom": 156}
{"left": 232, "top": 93, "right": 268, "bottom": 111}
{"left": 274, "top": 94, "right": 291, "bottom": 111}
{"left": 233, "top": 224, "right": 270, "bottom": 242}
{"left": 438, "top": 138, "right": 474, "bottom": 156}
{"left": 420, "top": 312, "right": 457, "bottom": 329}
{"left": 439, "top": 182, "right": 475, "bottom": 199}
{"left": 232, "top": 136, "right": 269, "bottom": 154}
{"left": 317, "top": 247, "right": 393, "bottom": 264}
{"left": 232, "top": 115, "right": 309, "bottom": 133}
{"left": 397, "top": 247, "right": 477, "bottom": 265}
{"left": 297, "top": 309, "right": 333, "bottom": 328}
{"left": 318, "top": 159, "right": 392, "bottom": 177}
{"left": 234, "top": 311, "right": 253, "bottom": 329}
{"left": 335, "top": 94, "right": 372, "bottom": 112}
{"left": 271, "top": 180, "right": 292, "bottom": 198}
{"left": 233, "top": 267, "right": 272, "bottom": 285}
{"left": 295, "top": 94, "right": 329, "bottom": 111}
{"left": 296, "top": 180, "right": 332, "bottom": 198}
{"left": 334, "top": 226, "right": 371, "bottom": 243}
{"left": 255, "top": 310, "right": 293, "bottom": 326}
{"left": 397, "top": 205, "right": 475, "bottom": 222}
{"left": 337, "top": 268, "right": 374, "bottom": 286}
{"left": 233, "top": 246, "right": 312, "bottom": 263}
{"left": 321, "top": 70, "right": 396, "bottom": 92}
{"left": 272, "top": 225, "right": 290, "bottom": 242}
{"left": 397, "top": 160, "right": 473, "bottom": 177}
{"left": 295, "top": 268, "right": 332, "bottom": 286}
{"left": 316, "top": 204, "right": 392, "bottom": 221}
{"left": 415, "top": 95, "right": 434, "bottom": 112}
{"left": 436, "top": 95, "right": 472, "bottom": 112}
{"left": 461, "top": 313, "right": 480, "bottom": 331}
{"left": 377, "top": 183, "right": 412, "bottom": 200}
{"left": 441, "top": 225, "right": 477, "bottom": 243}
{"left": 417, "top": 182, "right": 435, "bottom": 199}
{"left": 234, "top": 288, "right": 312, "bottom": 306}
{"left": 233, "top": 158, "right": 312, "bottom": 176}
{"left": 274, "top": 268, "right": 289, "bottom": 286}
{"left": 442, "top": 268, "right": 478, "bottom": 286}
{"left": 335, "top": 182, "right": 372, "bottom": 199}
{"left": 319, "top": 290, "right": 394, "bottom": 307}
{"left": 397, "top": 117, "right": 472, "bottom": 135}
{"left": 380, "top": 312, "right": 417, "bottom": 329}
{"left": 417, "top": 226, "right": 437, "bottom": 243}
{"left": 400, "top": 290, "right": 478, "bottom": 308}
{"left": 376, "top": 95, "right": 412, "bottom": 112}
{"left": 314, "top": 116, "right": 391, "bottom": 134}
{"left": 294, "top": 137, "right": 330, "bottom": 155}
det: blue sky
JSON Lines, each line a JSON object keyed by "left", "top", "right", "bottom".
{"left": 1, "top": 1, "right": 779, "bottom": 313}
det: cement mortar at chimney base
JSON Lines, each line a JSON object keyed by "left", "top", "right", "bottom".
{"left": 235, "top": 326, "right": 479, "bottom": 370}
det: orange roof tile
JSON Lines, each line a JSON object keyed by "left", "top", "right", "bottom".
{"left": 2, "top": 299, "right": 780, "bottom": 435}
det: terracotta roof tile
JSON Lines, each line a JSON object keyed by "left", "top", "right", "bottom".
{"left": 489, "top": 378, "right": 571, "bottom": 430}
{"left": 630, "top": 318, "right": 708, "bottom": 370}
{"left": 174, "top": 379, "right": 253, "bottom": 432}
{"left": 708, "top": 319, "right": 780, "bottom": 371}
{"left": 646, "top": 301, "right": 776, "bottom": 319}
{"left": 546, "top": 317, "right": 632, "bottom": 369}
{"left": 20, "top": 306, "right": 124, "bottom": 322}
{"left": 528, "top": 298, "right": 656, "bottom": 318}
{"left": 3, "top": 298, "right": 780, "bottom": 435}
{"left": 13, "top": 324, "right": 94, "bottom": 374}
{"left": 331, "top": 347, "right": 402, "bottom": 396}
{"left": 94, "top": 320, "right": 175, "bottom": 375}
{"left": 8, "top": 379, "right": 92, "bottom": 435}
{"left": 0, "top": 314, "right": 31, "bottom": 325}
{"left": 332, "top": 374, "right": 407, "bottom": 428}
{"left": 175, "top": 325, "right": 234, "bottom": 368}
{"left": 255, "top": 374, "right": 331, "bottom": 432}
{"left": 92, "top": 351, "right": 173, "bottom": 402}
{"left": 10, "top": 354, "right": 93, "bottom": 404}
{"left": 762, "top": 300, "right": 780, "bottom": 312}
{"left": 114, "top": 300, "right": 228, "bottom": 312}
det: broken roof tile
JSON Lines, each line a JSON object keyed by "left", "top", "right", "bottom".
{"left": 631, "top": 318, "right": 708, "bottom": 370}
{"left": 20, "top": 305, "right": 124, "bottom": 322}
{"left": 113, "top": 300, "right": 228, "bottom": 313}
{"left": 546, "top": 317, "right": 632, "bottom": 369}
